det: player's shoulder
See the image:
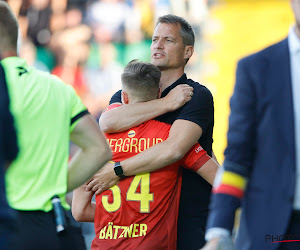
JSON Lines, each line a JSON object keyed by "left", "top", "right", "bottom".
{"left": 37, "top": 71, "right": 81, "bottom": 105}
{"left": 42, "top": 71, "right": 76, "bottom": 94}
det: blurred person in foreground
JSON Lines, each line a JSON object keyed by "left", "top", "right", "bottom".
{"left": 0, "top": 2, "right": 112, "bottom": 250}
{"left": 203, "top": 0, "right": 300, "bottom": 249}
{"left": 72, "top": 60, "right": 218, "bottom": 249}
{"left": 0, "top": 64, "right": 18, "bottom": 250}
{"left": 87, "top": 14, "right": 216, "bottom": 249}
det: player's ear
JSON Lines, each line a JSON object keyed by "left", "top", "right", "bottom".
{"left": 184, "top": 45, "right": 194, "bottom": 61}
{"left": 121, "top": 91, "right": 129, "bottom": 104}
{"left": 157, "top": 87, "right": 162, "bottom": 99}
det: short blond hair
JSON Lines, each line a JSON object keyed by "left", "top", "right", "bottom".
{"left": 122, "top": 60, "right": 161, "bottom": 102}
{"left": 0, "top": 1, "right": 19, "bottom": 54}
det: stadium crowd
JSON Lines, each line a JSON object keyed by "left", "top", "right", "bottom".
{"left": 7, "top": 0, "right": 209, "bottom": 118}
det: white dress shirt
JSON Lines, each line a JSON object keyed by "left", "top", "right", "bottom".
{"left": 288, "top": 26, "right": 300, "bottom": 209}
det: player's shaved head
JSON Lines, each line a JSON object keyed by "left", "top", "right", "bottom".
{"left": 121, "top": 60, "right": 161, "bottom": 102}
{"left": 0, "top": 1, "right": 19, "bottom": 54}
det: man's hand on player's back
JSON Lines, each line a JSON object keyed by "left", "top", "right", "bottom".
{"left": 86, "top": 161, "right": 117, "bottom": 195}
{"left": 163, "top": 84, "right": 194, "bottom": 111}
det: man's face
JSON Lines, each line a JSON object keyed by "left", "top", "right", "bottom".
{"left": 151, "top": 23, "right": 188, "bottom": 70}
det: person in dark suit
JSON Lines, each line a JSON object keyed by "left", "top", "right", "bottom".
{"left": 203, "top": 0, "right": 300, "bottom": 249}
{"left": 0, "top": 63, "right": 18, "bottom": 250}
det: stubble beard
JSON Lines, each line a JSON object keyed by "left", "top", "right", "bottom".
{"left": 151, "top": 59, "right": 168, "bottom": 71}
{"left": 157, "top": 65, "right": 168, "bottom": 71}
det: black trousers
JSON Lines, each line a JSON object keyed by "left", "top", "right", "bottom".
{"left": 279, "top": 211, "right": 300, "bottom": 250}
{"left": 0, "top": 217, "right": 17, "bottom": 250}
{"left": 14, "top": 210, "right": 86, "bottom": 250}
{"left": 177, "top": 225, "right": 206, "bottom": 250}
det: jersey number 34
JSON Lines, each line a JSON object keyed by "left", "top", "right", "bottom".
{"left": 102, "top": 173, "right": 154, "bottom": 213}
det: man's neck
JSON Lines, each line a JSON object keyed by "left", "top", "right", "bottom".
{"left": 295, "top": 25, "right": 300, "bottom": 40}
{"left": 0, "top": 50, "right": 18, "bottom": 60}
{"left": 160, "top": 68, "right": 185, "bottom": 91}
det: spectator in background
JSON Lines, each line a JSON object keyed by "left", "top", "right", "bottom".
{"left": 86, "top": 0, "right": 141, "bottom": 44}
{"left": 0, "top": 2, "right": 112, "bottom": 250}
{"left": 203, "top": 0, "right": 300, "bottom": 249}
{"left": 133, "top": 0, "right": 155, "bottom": 40}
{"left": 23, "top": 0, "right": 52, "bottom": 46}
{"left": 51, "top": 45, "right": 89, "bottom": 99}
{"left": 170, "top": 0, "right": 208, "bottom": 38}
{"left": 0, "top": 64, "right": 18, "bottom": 250}
{"left": 50, "top": 5, "right": 92, "bottom": 101}
{"left": 84, "top": 43, "right": 123, "bottom": 117}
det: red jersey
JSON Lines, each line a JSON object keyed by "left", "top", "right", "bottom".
{"left": 92, "top": 105, "right": 210, "bottom": 250}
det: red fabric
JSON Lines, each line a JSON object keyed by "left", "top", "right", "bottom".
{"left": 188, "top": 154, "right": 211, "bottom": 172}
{"left": 92, "top": 119, "right": 207, "bottom": 250}
{"left": 182, "top": 144, "right": 209, "bottom": 171}
{"left": 102, "top": 103, "right": 122, "bottom": 113}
